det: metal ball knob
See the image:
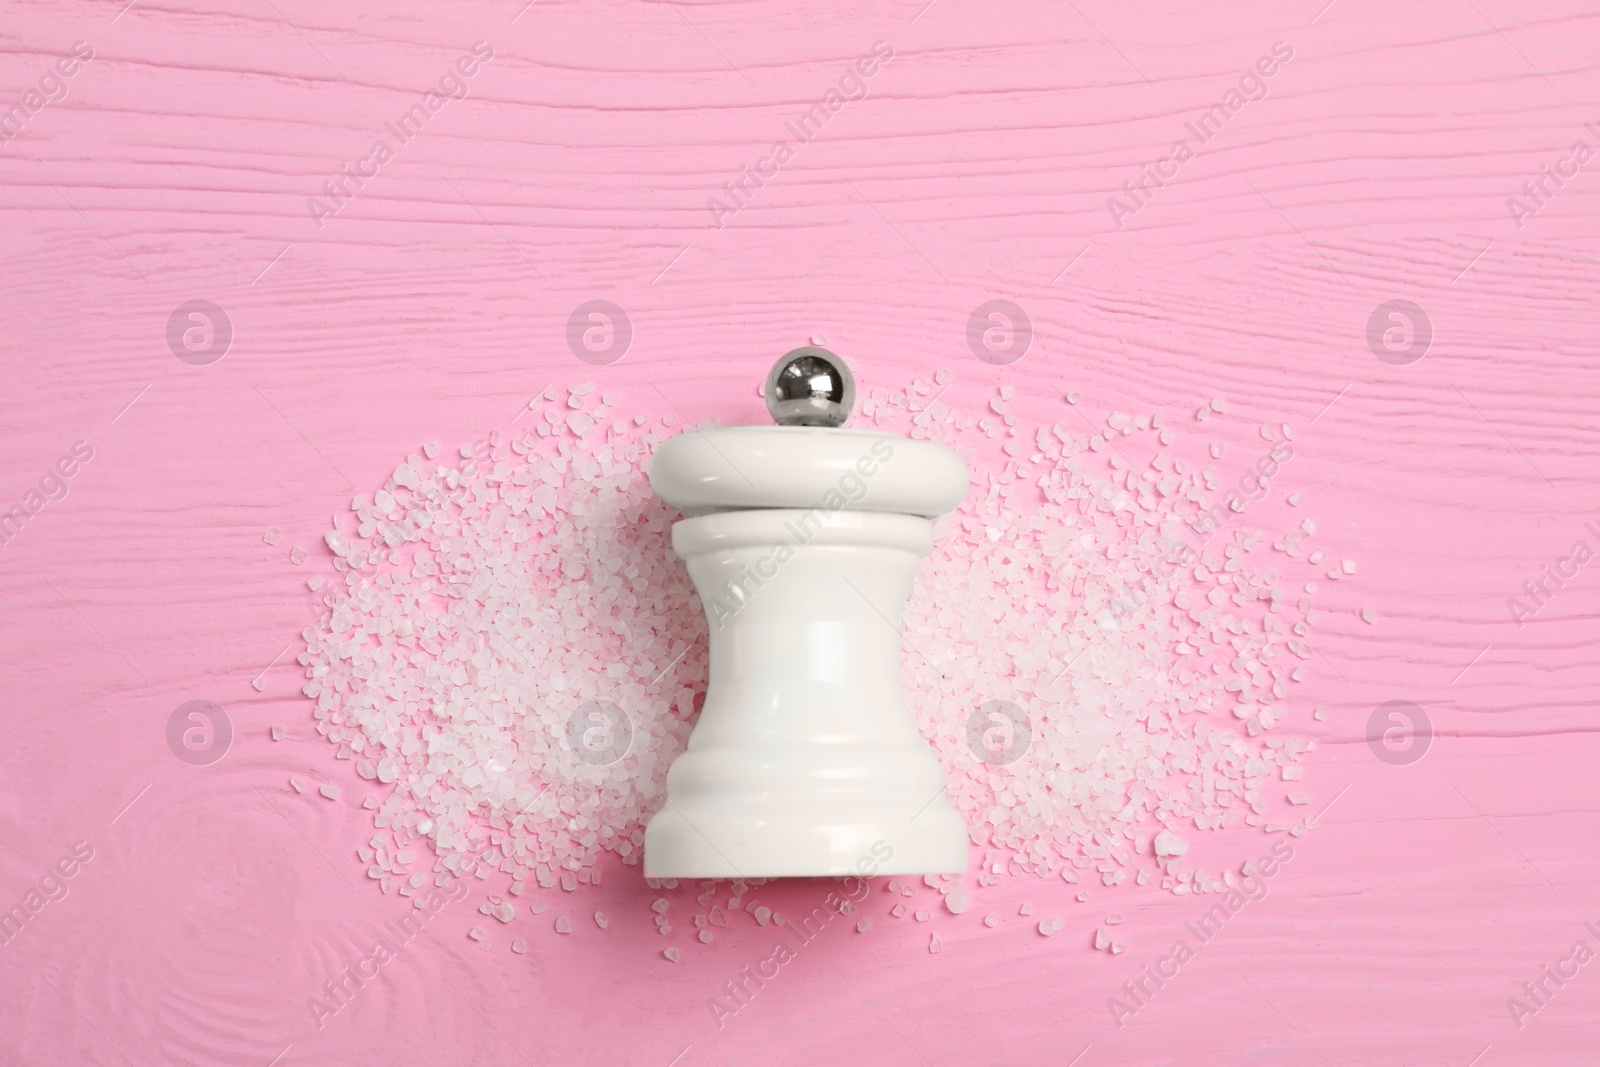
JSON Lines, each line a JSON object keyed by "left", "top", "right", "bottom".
{"left": 763, "top": 347, "right": 855, "bottom": 428}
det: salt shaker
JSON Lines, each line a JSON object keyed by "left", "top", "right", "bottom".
{"left": 643, "top": 348, "right": 970, "bottom": 877}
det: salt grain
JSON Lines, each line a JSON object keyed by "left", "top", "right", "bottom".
{"left": 554, "top": 916, "right": 570, "bottom": 934}
{"left": 1153, "top": 830, "right": 1188, "bottom": 858}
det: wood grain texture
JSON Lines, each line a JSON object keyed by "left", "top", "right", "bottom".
{"left": 2, "top": 0, "right": 1599, "bottom": 1064}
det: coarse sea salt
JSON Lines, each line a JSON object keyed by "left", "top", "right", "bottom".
{"left": 300, "top": 377, "right": 1328, "bottom": 913}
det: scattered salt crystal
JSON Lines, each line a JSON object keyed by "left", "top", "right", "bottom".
{"left": 1094, "top": 927, "right": 1110, "bottom": 949}
{"left": 1314, "top": 707, "right": 1328, "bottom": 721}
{"left": 943, "top": 886, "right": 970, "bottom": 914}
{"left": 264, "top": 529, "right": 281, "bottom": 545}
{"left": 288, "top": 777, "right": 304, "bottom": 793}
{"left": 929, "top": 932, "right": 942, "bottom": 953}
{"left": 290, "top": 547, "right": 307, "bottom": 565}
{"left": 1018, "top": 903, "right": 1033, "bottom": 916}
{"left": 1106, "top": 914, "right": 1124, "bottom": 925}
{"left": 554, "top": 916, "right": 570, "bottom": 934}
{"left": 1039, "top": 918, "right": 1061, "bottom": 937}
{"left": 271, "top": 724, "right": 284, "bottom": 741}
{"left": 1282, "top": 766, "right": 1304, "bottom": 780}
{"left": 1342, "top": 559, "right": 1357, "bottom": 574}
{"left": 1361, "top": 607, "right": 1376, "bottom": 624}
{"left": 301, "top": 383, "right": 1334, "bottom": 906}
{"left": 698, "top": 930, "right": 713, "bottom": 944}
{"left": 1211, "top": 397, "right": 1227, "bottom": 413}
{"left": 1110, "top": 940, "right": 1127, "bottom": 954}
{"left": 914, "top": 908, "right": 931, "bottom": 922}
{"left": 319, "top": 784, "right": 341, "bottom": 801}
{"left": 857, "top": 918, "right": 873, "bottom": 933}
{"left": 467, "top": 927, "right": 486, "bottom": 942}
{"left": 983, "top": 913, "right": 999, "bottom": 928}
{"left": 594, "top": 911, "right": 608, "bottom": 929}
{"left": 493, "top": 903, "right": 515, "bottom": 923}
{"left": 891, "top": 903, "right": 907, "bottom": 918}
{"left": 1288, "top": 793, "right": 1310, "bottom": 806}
{"left": 1153, "top": 830, "right": 1188, "bottom": 858}
{"left": 1288, "top": 492, "right": 1304, "bottom": 506}
{"left": 754, "top": 906, "right": 771, "bottom": 926}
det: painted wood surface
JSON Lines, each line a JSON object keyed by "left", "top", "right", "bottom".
{"left": 2, "top": 0, "right": 1599, "bottom": 1063}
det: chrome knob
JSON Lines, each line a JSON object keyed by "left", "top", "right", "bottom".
{"left": 763, "top": 347, "right": 855, "bottom": 428}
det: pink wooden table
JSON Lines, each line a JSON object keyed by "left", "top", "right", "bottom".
{"left": 3, "top": 1, "right": 1598, "bottom": 1064}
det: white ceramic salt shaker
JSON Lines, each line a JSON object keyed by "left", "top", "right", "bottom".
{"left": 643, "top": 348, "right": 970, "bottom": 877}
